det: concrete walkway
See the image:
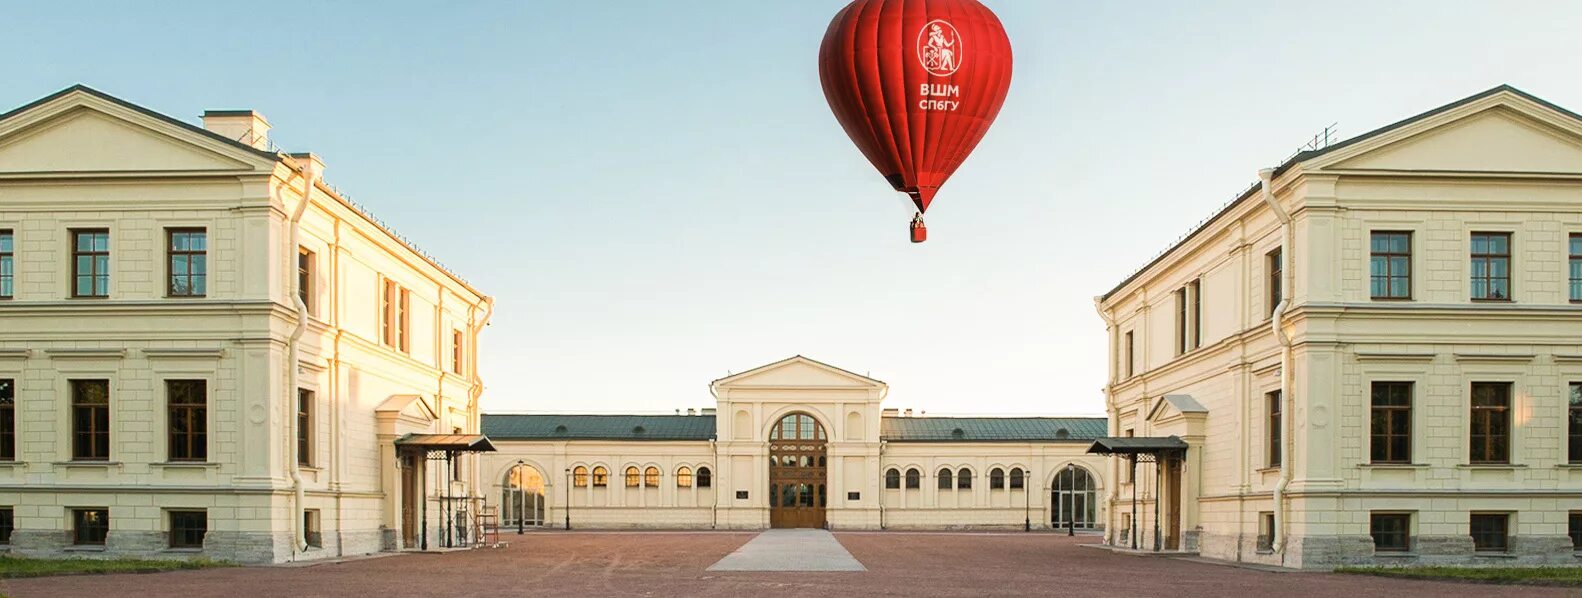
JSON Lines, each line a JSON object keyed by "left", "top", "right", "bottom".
{"left": 707, "top": 529, "right": 867, "bottom": 572}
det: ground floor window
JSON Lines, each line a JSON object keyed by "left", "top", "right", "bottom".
{"left": 1469, "top": 513, "right": 1508, "bottom": 552}
{"left": 73, "top": 508, "right": 109, "bottom": 545}
{"left": 1570, "top": 512, "right": 1582, "bottom": 550}
{"left": 304, "top": 509, "right": 322, "bottom": 548}
{"left": 1369, "top": 513, "right": 1410, "bottom": 552}
{"left": 1051, "top": 466, "right": 1096, "bottom": 529}
{"left": 0, "top": 507, "right": 11, "bottom": 545}
{"left": 169, "top": 510, "right": 207, "bottom": 549}
{"left": 504, "top": 466, "right": 546, "bottom": 527}
{"left": 1257, "top": 512, "right": 1275, "bottom": 552}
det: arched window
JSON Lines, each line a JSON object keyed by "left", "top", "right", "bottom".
{"left": 573, "top": 465, "right": 589, "bottom": 488}
{"left": 989, "top": 467, "right": 1005, "bottom": 489}
{"left": 592, "top": 466, "right": 609, "bottom": 487}
{"left": 624, "top": 466, "right": 640, "bottom": 488}
{"left": 677, "top": 466, "right": 693, "bottom": 488}
{"left": 502, "top": 466, "right": 545, "bottom": 527}
{"left": 957, "top": 468, "right": 973, "bottom": 489}
{"left": 937, "top": 468, "right": 953, "bottom": 489}
{"left": 1009, "top": 467, "right": 1025, "bottom": 490}
{"left": 644, "top": 466, "right": 660, "bottom": 487}
{"left": 697, "top": 466, "right": 712, "bottom": 488}
{"left": 905, "top": 468, "right": 920, "bottom": 489}
{"left": 885, "top": 468, "right": 901, "bottom": 489}
{"left": 1052, "top": 466, "right": 1098, "bottom": 529}
{"left": 770, "top": 413, "right": 826, "bottom": 440}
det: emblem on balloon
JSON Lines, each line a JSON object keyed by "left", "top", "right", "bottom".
{"left": 918, "top": 20, "right": 962, "bottom": 77}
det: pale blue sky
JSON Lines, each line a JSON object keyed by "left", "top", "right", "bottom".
{"left": 7, "top": 1, "right": 1582, "bottom": 415}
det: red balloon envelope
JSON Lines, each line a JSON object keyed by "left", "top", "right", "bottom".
{"left": 819, "top": 0, "right": 1013, "bottom": 241}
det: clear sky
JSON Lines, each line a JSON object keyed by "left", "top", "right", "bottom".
{"left": 7, "top": 1, "right": 1582, "bottom": 416}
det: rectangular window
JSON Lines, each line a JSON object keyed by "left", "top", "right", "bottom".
{"left": 1174, "top": 288, "right": 1187, "bottom": 355}
{"left": 298, "top": 248, "right": 314, "bottom": 315}
{"left": 0, "top": 229, "right": 13, "bottom": 299}
{"left": 0, "top": 378, "right": 13, "bottom": 461}
{"left": 452, "top": 330, "right": 465, "bottom": 374}
{"left": 167, "top": 380, "right": 207, "bottom": 462}
{"left": 1571, "top": 383, "right": 1582, "bottom": 465}
{"left": 1570, "top": 234, "right": 1582, "bottom": 302}
{"left": 71, "top": 229, "right": 110, "bottom": 298}
{"left": 1570, "top": 512, "right": 1581, "bottom": 551}
{"left": 1124, "top": 428, "right": 1134, "bottom": 483}
{"left": 380, "top": 279, "right": 410, "bottom": 353}
{"left": 1190, "top": 279, "right": 1202, "bottom": 349}
{"left": 169, "top": 510, "right": 207, "bottom": 549}
{"left": 1267, "top": 248, "right": 1282, "bottom": 316}
{"left": 166, "top": 228, "right": 206, "bottom": 297}
{"left": 298, "top": 389, "right": 313, "bottom": 467}
{"left": 1123, "top": 331, "right": 1134, "bottom": 378}
{"left": 71, "top": 379, "right": 110, "bottom": 461}
{"left": 381, "top": 279, "right": 396, "bottom": 347}
{"left": 1470, "top": 232, "right": 1511, "bottom": 301}
{"left": 1370, "top": 231, "right": 1412, "bottom": 299}
{"left": 304, "top": 509, "right": 322, "bottom": 548}
{"left": 1257, "top": 512, "right": 1275, "bottom": 552}
{"left": 1267, "top": 391, "right": 1282, "bottom": 468}
{"left": 1469, "top": 513, "right": 1509, "bottom": 552}
{"left": 0, "top": 507, "right": 11, "bottom": 545}
{"left": 1370, "top": 382, "right": 1412, "bottom": 464}
{"left": 1469, "top": 382, "right": 1511, "bottom": 464}
{"left": 1370, "top": 513, "right": 1410, "bottom": 552}
{"left": 73, "top": 508, "right": 109, "bottom": 545}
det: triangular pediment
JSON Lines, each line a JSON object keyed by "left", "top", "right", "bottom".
{"left": 376, "top": 394, "right": 438, "bottom": 422}
{"left": 1311, "top": 87, "right": 1582, "bottom": 175}
{"left": 712, "top": 355, "right": 884, "bottom": 390}
{"left": 0, "top": 86, "right": 273, "bottom": 175}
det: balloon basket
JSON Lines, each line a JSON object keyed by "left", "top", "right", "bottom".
{"left": 909, "top": 217, "right": 928, "bottom": 243}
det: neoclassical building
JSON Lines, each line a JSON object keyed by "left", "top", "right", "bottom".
{"left": 0, "top": 86, "right": 492, "bottom": 563}
{"left": 481, "top": 356, "right": 1107, "bottom": 531}
{"left": 1096, "top": 85, "right": 1582, "bottom": 568}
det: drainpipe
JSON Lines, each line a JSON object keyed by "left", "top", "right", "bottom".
{"left": 709, "top": 438, "right": 719, "bottom": 529}
{"left": 878, "top": 440, "right": 887, "bottom": 530}
{"left": 1093, "top": 298, "right": 1121, "bottom": 541}
{"left": 1259, "top": 168, "right": 1294, "bottom": 555}
{"left": 287, "top": 159, "right": 321, "bottom": 554}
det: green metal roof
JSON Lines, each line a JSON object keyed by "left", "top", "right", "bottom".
{"left": 881, "top": 417, "right": 1107, "bottom": 443}
{"left": 482, "top": 414, "right": 717, "bottom": 441}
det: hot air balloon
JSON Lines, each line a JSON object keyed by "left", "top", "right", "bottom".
{"left": 818, "top": 0, "right": 1014, "bottom": 243}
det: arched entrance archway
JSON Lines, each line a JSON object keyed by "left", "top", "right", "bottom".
{"left": 504, "top": 465, "right": 546, "bottom": 527}
{"left": 768, "top": 413, "right": 827, "bottom": 528}
{"left": 1051, "top": 465, "right": 1097, "bottom": 530}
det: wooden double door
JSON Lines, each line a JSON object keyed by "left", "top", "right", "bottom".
{"left": 768, "top": 413, "right": 827, "bottom": 529}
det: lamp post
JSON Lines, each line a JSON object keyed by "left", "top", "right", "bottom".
{"left": 564, "top": 468, "right": 572, "bottom": 530}
{"left": 513, "top": 461, "right": 526, "bottom": 535}
{"left": 1022, "top": 471, "right": 1030, "bottom": 532}
{"left": 1066, "top": 463, "right": 1076, "bottom": 537}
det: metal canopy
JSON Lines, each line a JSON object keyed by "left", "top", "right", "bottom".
{"left": 394, "top": 433, "right": 496, "bottom": 453}
{"left": 1085, "top": 436, "right": 1188, "bottom": 456}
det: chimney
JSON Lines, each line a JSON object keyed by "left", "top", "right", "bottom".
{"left": 882, "top": 408, "right": 899, "bottom": 417}
{"left": 287, "top": 152, "right": 325, "bottom": 178}
{"left": 700, "top": 408, "right": 716, "bottom": 416}
{"left": 202, "top": 110, "right": 271, "bottom": 150}
{"left": 903, "top": 408, "right": 914, "bottom": 417}
{"left": 687, "top": 408, "right": 696, "bottom": 416}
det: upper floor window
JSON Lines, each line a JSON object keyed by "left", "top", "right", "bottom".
{"left": 381, "top": 279, "right": 410, "bottom": 353}
{"left": 1123, "top": 331, "right": 1135, "bottom": 378}
{"left": 1267, "top": 391, "right": 1281, "bottom": 468}
{"left": 452, "top": 330, "right": 465, "bottom": 374}
{"left": 1267, "top": 247, "right": 1282, "bottom": 316}
{"left": 166, "top": 228, "right": 206, "bottom": 297}
{"left": 71, "top": 229, "right": 110, "bottom": 298}
{"left": 298, "top": 389, "right": 314, "bottom": 467}
{"left": 1469, "top": 382, "right": 1510, "bottom": 464}
{"left": 1189, "top": 279, "right": 1202, "bottom": 349}
{"left": 1370, "top": 231, "right": 1411, "bottom": 300}
{"left": 298, "top": 248, "right": 315, "bottom": 315}
{"left": 0, "top": 229, "right": 13, "bottom": 299}
{"left": 1370, "top": 382, "right": 1412, "bottom": 464}
{"left": 1469, "top": 232, "right": 1511, "bottom": 301}
{"left": 1571, "top": 235, "right": 1582, "bottom": 302}
{"left": 1174, "top": 288, "right": 1188, "bottom": 355}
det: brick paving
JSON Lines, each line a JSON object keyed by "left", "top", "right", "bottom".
{"left": 2, "top": 531, "right": 1573, "bottom": 597}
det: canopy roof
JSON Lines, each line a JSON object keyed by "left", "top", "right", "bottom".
{"left": 394, "top": 433, "right": 496, "bottom": 452}
{"left": 1086, "top": 436, "right": 1189, "bottom": 455}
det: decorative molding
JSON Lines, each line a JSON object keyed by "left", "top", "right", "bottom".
{"left": 142, "top": 348, "right": 224, "bottom": 359}
{"left": 1552, "top": 354, "right": 1582, "bottom": 364}
{"left": 43, "top": 348, "right": 126, "bottom": 359}
{"left": 1354, "top": 351, "right": 1436, "bottom": 363}
{"left": 0, "top": 348, "right": 30, "bottom": 359}
{"left": 1453, "top": 353, "right": 1535, "bottom": 364}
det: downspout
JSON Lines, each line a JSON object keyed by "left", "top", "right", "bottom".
{"left": 1093, "top": 298, "right": 1120, "bottom": 542}
{"left": 1259, "top": 167, "right": 1294, "bottom": 555}
{"left": 287, "top": 159, "right": 321, "bottom": 555}
{"left": 878, "top": 440, "right": 887, "bottom": 530}
{"left": 709, "top": 438, "right": 719, "bottom": 529}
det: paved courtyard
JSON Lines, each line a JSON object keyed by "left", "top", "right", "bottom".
{"left": 2, "top": 531, "right": 1573, "bottom": 597}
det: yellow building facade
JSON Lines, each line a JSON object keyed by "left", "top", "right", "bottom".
{"left": 1097, "top": 85, "right": 1582, "bottom": 568}
{"left": 0, "top": 86, "right": 491, "bottom": 563}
